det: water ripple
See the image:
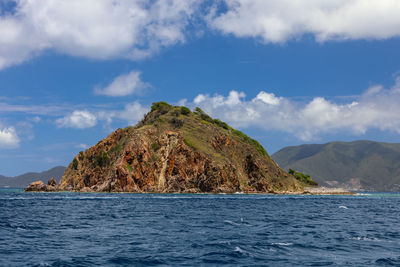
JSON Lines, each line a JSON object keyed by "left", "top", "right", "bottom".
{"left": 1, "top": 190, "right": 400, "bottom": 266}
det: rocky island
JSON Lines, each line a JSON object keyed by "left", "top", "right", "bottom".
{"left": 26, "top": 102, "right": 348, "bottom": 194}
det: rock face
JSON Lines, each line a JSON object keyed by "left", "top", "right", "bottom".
{"left": 48, "top": 177, "right": 57, "bottom": 186}
{"left": 26, "top": 102, "right": 303, "bottom": 193}
{"left": 25, "top": 181, "right": 46, "bottom": 192}
{"left": 25, "top": 180, "right": 58, "bottom": 192}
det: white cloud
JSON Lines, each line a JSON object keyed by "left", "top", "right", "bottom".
{"left": 0, "top": 126, "right": 20, "bottom": 148}
{"left": 75, "top": 143, "right": 89, "bottom": 149}
{"left": 98, "top": 101, "right": 148, "bottom": 126}
{"left": 0, "top": 14, "right": 50, "bottom": 70}
{"left": 95, "top": 70, "right": 149, "bottom": 97}
{"left": 118, "top": 102, "right": 148, "bottom": 124}
{"left": 191, "top": 78, "right": 400, "bottom": 141}
{"left": 56, "top": 110, "right": 97, "bottom": 129}
{"left": 0, "top": 102, "right": 72, "bottom": 116}
{"left": 254, "top": 92, "right": 281, "bottom": 105}
{"left": 209, "top": 0, "right": 400, "bottom": 43}
{"left": 2, "top": 1, "right": 400, "bottom": 70}
{"left": 0, "top": 0, "right": 200, "bottom": 69}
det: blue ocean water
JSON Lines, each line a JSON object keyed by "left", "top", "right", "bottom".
{"left": 1, "top": 190, "right": 400, "bottom": 266}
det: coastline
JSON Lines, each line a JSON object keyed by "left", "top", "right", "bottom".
{"left": 23, "top": 184, "right": 355, "bottom": 195}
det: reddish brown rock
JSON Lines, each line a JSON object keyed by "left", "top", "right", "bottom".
{"left": 25, "top": 181, "right": 47, "bottom": 192}
{"left": 48, "top": 177, "right": 57, "bottom": 186}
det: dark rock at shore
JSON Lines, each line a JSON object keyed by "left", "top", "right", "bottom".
{"left": 48, "top": 177, "right": 57, "bottom": 186}
{"left": 25, "top": 178, "right": 59, "bottom": 192}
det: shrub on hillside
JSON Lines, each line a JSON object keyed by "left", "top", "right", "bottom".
{"left": 151, "top": 142, "right": 160, "bottom": 151}
{"left": 180, "top": 106, "right": 191, "bottom": 115}
{"left": 72, "top": 158, "right": 79, "bottom": 170}
{"left": 94, "top": 151, "right": 110, "bottom": 168}
{"left": 169, "top": 118, "right": 184, "bottom": 128}
{"left": 151, "top": 101, "right": 172, "bottom": 114}
{"left": 288, "top": 169, "right": 318, "bottom": 186}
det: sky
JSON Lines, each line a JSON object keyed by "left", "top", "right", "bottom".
{"left": 1, "top": 0, "right": 400, "bottom": 176}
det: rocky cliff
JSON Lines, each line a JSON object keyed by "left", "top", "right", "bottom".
{"left": 26, "top": 102, "right": 303, "bottom": 193}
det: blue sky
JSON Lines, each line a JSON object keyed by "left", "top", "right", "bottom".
{"left": 1, "top": 0, "right": 400, "bottom": 176}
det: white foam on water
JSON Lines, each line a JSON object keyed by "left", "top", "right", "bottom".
{"left": 234, "top": 246, "right": 251, "bottom": 256}
{"left": 58, "top": 196, "right": 120, "bottom": 199}
{"left": 234, "top": 246, "right": 245, "bottom": 254}
{"left": 271, "top": 242, "right": 293, "bottom": 246}
{"left": 224, "top": 220, "right": 242, "bottom": 226}
{"left": 349, "top": 236, "right": 383, "bottom": 242}
{"left": 339, "top": 206, "right": 348, "bottom": 209}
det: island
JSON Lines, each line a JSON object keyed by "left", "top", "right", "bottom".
{"left": 25, "top": 102, "right": 353, "bottom": 195}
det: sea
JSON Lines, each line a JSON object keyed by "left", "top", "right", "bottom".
{"left": 1, "top": 189, "right": 400, "bottom": 266}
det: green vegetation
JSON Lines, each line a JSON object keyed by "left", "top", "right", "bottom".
{"left": 184, "top": 138, "right": 198, "bottom": 151}
{"left": 109, "top": 143, "right": 123, "bottom": 154}
{"left": 231, "top": 129, "right": 269, "bottom": 157}
{"left": 288, "top": 169, "right": 318, "bottom": 186}
{"left": 151, "top": 142, "right": 160, "bottom": 151}
{"left": 169, "top": 117, "right": 184, "bottom": 128}
{"left": 150, "top": 154, "right": 158, "bottom": 162}
{"left": 126, "top": 163, "right": 133, "bottom": 173}
{"left": 201, "top": 114, "right": 213, "bottom": 123}
{"left": 151, "top": 101, "right": 172, "bottom": 114}
{"left": 213, "top": 118, "right": 229, "bottom": 130}
{"left": 78, "top": 151, "right": 84, "bottom": 160}
{"left": 194, "top": 107, "right": 204, "bottom": 114}
{"left": 72, "top": 158, "right": 79, "bottom": 170}
{"left": 144, "top": 102, "right": 270, "bottom": 158}
{"left": 194, "top": 106, "right": 269, "bottom": 157}
{"left": 180, "top": 106, "right": 191, "bottom": 115}
{"left": 94, "top": 151, "right": 110, "bottom": 168}
{"left": 124, "top": 126, "right": 136, "bottom": 134}
{"left": 171, "top": 109, "right": 180, "bottom": 117}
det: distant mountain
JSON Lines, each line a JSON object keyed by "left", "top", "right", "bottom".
{"left": 0, "top": 166, "right": 66, "bottom": 188}
{"left": 272, "top": 141, "right": 400, "bottom": 191}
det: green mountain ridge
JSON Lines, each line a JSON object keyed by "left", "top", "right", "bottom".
{"left": 272, "top": 140, "right": 400, "bottom": 191}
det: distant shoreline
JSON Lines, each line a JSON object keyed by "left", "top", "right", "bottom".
{"left": 20, "top": 187, "right": 355, "bottom": 195}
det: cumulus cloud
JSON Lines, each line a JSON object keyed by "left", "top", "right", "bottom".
{"left": 117, "top": 102, "right": 149, "bottom": 124}
{"left": 0, "top": 0, "right": 200, "bottom": 69}
{"left": 95, "top": 70, "right": 149, "bottom": 97}
{"left": 56, "top": 110, "right": 97, "bottom": 129}
{"left": 98, "top": 101, "right": 148, "bottom": 126}
{"left": 190, "top": 79, "right": 400, "bottom": 141}
{"left": 2, "top": 1, "right": 400, "bottom": 69}
{"left": 0, "top": 126, "right": 20, "bottom": 148}
{"left": 209, "top": 0, "right": 400, "bottom": 43}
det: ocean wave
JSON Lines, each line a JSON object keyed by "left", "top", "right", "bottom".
{"left": 271, "top": 242, "right": 293, "bottom": 246}
{"left": 349, "top": 236, "right": 383, "bottom": 242}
